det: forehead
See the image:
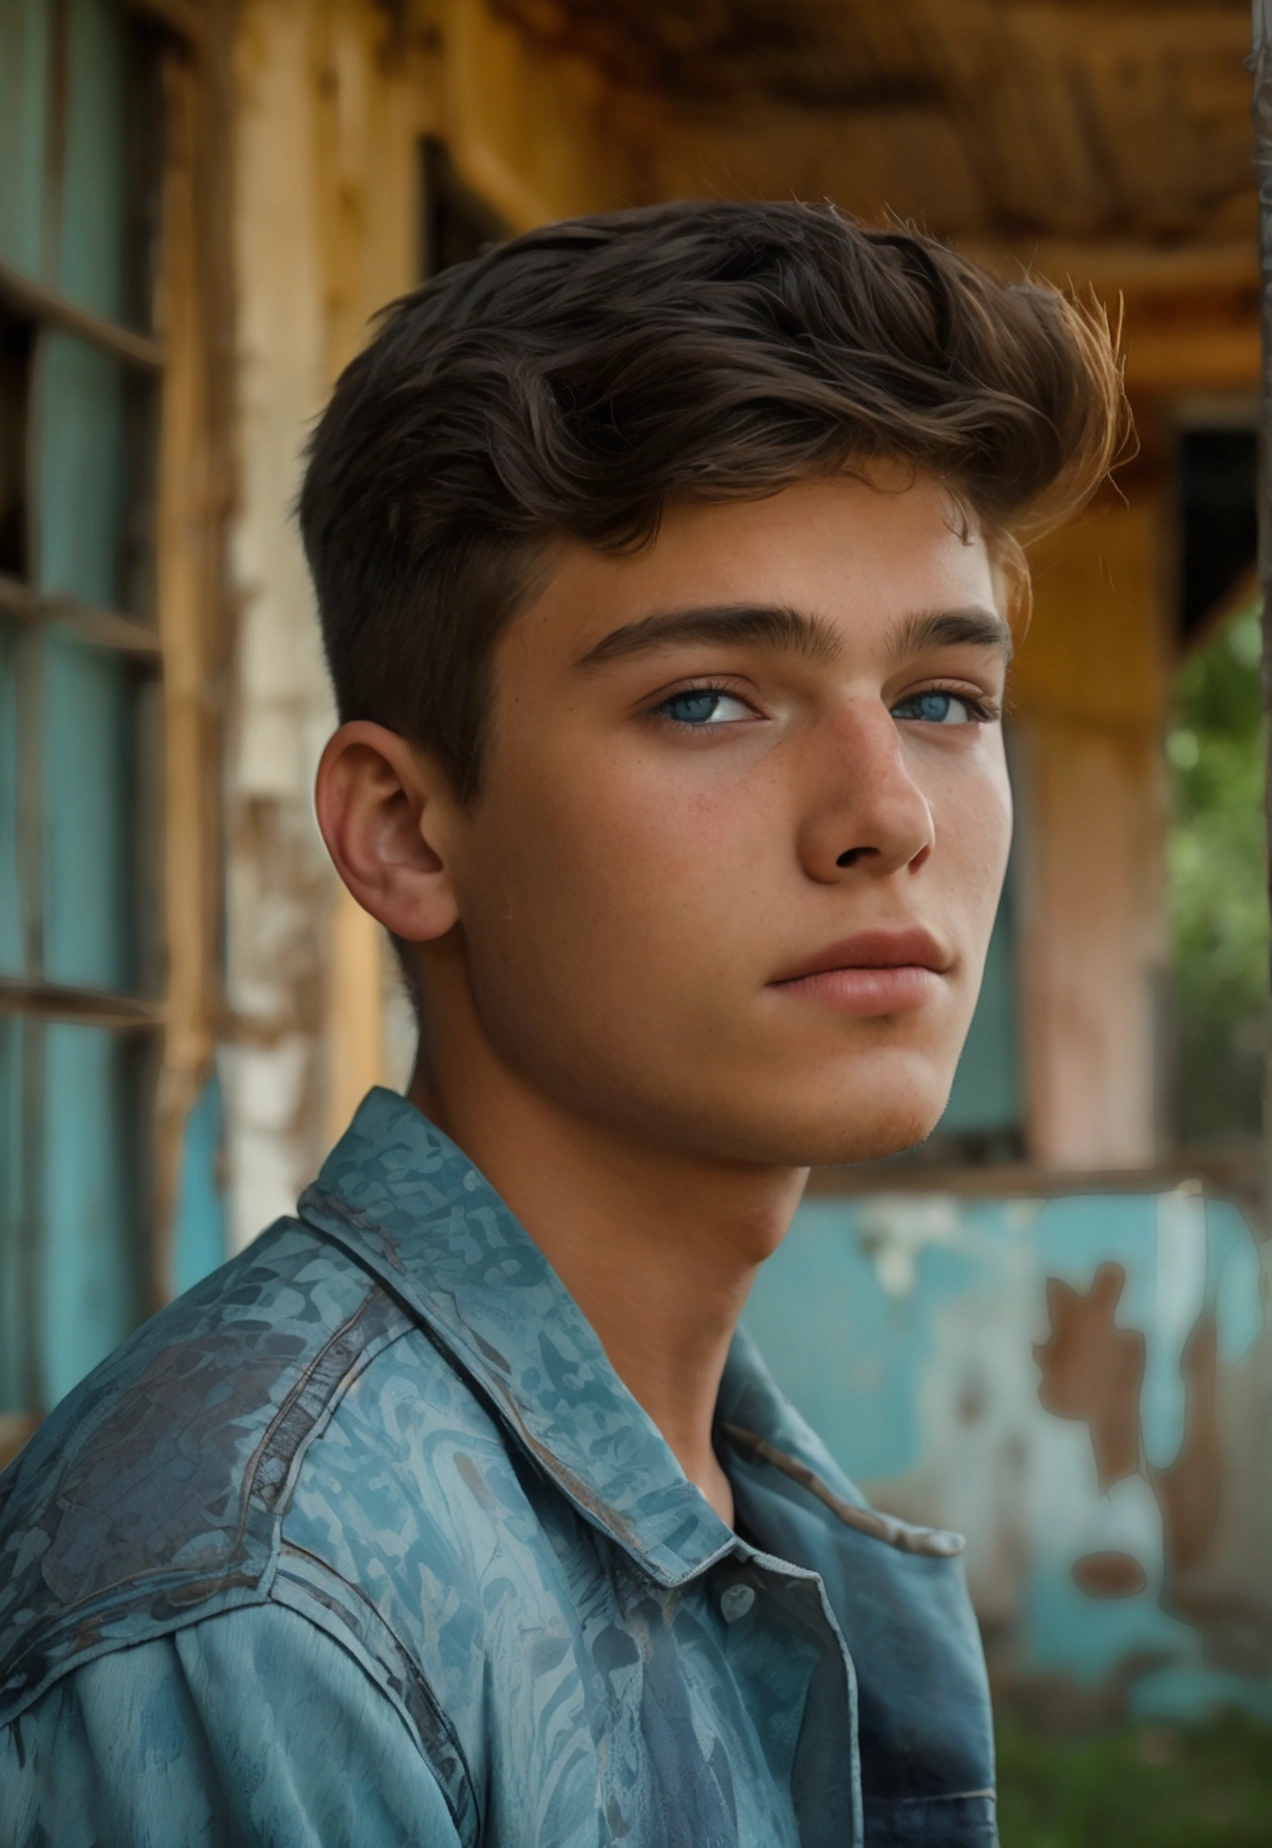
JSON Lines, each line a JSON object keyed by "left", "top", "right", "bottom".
{"left": 505, "top": 473, "right": 998, "bottom": 669}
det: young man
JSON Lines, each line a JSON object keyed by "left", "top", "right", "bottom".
{"left": 0, "top": 202, "right": 1121, "bottom": 1846}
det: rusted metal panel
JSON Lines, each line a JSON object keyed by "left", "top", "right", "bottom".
{"left": 744, "top": 1185, "right": 1271, "bottom": 1721}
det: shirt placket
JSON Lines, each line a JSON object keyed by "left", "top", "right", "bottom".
{"left": 710, "top": 1548, "right": 864, "bottom": 1848}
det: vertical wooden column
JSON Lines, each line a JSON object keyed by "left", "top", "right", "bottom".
{"left": 221, "top": 0, "right": 641, "bottom": 1227}
{"left": 309, "top": 0, "right": 431, "bottom": 1141}
{"left": 225, "top": 0, "right": 434, "bottom": 1222}
{"left": 151, "top": 35, "right": 229, "bottom": 1302}
{"left": 1012, "top": 489, "right": 1171, "bottom": 1170}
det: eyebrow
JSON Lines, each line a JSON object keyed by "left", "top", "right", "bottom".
{"left": 890, "top": 606, "right": 1014, "bottom": 665}
{"left": 574, "top": 599, "right": 1012, "bottom": 671}
{"left": 574, "top": 602, "right": 840, "bottom": 670}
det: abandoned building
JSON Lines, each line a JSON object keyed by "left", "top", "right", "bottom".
{"left": 0, "top": 0, "right": 1265, "bottom": 1717}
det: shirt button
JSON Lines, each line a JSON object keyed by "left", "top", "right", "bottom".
{"left": 720, "top": 1582, "right": 756, "bottom": 1623}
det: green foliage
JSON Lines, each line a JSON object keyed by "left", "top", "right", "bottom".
{"left": 1167, "top": 602, "right": 1269, "bottom": 1146}
{"left": 995, "top": 1709, "right": 1272, "bottom": 1848}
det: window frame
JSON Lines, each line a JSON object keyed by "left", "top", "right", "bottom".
{"left": 0, "top": 0, "right": 228, "bottom": 1468}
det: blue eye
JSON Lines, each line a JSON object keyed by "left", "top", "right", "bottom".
{"left": 656, "top": 689, "right": 752, "bottom": 726}
{"left": 892, "top": 690, "right": 982, "bottom": 725}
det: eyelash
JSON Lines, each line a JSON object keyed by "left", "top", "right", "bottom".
{"left": 659, "top": 678, "right": 747, "bottom": 702}
{"left": 652, "top": 679, "right": 1001, "bottom": 726}
{"left": 903, "top": 683, "right": 1001, "bottom": 725}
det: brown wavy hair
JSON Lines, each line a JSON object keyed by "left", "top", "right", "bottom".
{"left": 300, "top": 199, "right": 1125, "bottom": 802}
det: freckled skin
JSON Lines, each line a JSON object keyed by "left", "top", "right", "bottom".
{"left": 448, "top": 474, "right": 1013, "bottom": 1170}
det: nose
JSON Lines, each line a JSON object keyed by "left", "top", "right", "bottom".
{"left": 798, "top": 699, "right": 935, "bottom": 883}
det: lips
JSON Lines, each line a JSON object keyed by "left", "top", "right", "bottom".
{"left": 768, "top": 926, "right": 953, "bottom": 1018}
{"left": 771, "top": 926, "right": 952, "bottom": 986}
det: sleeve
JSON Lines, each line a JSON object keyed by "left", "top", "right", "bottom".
{"left": 0, "top": 1603, "right": 466, "bottom": 1848}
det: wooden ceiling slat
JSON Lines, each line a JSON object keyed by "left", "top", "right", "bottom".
{"left": 497, "top": 0, "right": 1255, "bottom": 247}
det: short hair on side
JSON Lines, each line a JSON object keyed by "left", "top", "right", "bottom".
{"left": 300, "top": 199, "right": 1126, "bottom": 1004}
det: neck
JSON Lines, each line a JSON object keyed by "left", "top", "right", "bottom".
{"left": 408, "top": 1022, "right": 807, "bottom": 1529}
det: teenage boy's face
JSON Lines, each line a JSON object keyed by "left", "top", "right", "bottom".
{"left": 447, "top": 471, "right": 1013, "bottom": 1167}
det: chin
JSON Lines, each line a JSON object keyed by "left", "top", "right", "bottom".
{"left": 721, "top": 1060, "right": 955, "bottom": 1169}
{"left": 781, "top": 1112, "right": 938, "bottom": 1170}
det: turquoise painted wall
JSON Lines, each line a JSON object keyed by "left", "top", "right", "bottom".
{"left": 171, "top": 1076, "right": 227, "bottom": 1298}
{"left": 744, "top": 1187, "right": 1270, "bottom": 1721}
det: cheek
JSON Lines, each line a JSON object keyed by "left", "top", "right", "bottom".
{"left": 465, "top": 750, "right": 768, "bottom": 986}
{"left": 942, "top": 756, "right": 1013, "bottom": 931}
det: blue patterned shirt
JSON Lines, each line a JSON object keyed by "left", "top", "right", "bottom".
{"left": 0, "top": 1088, "right": 996, "bottom": 1846}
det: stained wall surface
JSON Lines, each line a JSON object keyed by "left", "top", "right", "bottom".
{"left": 745, "top": 1187, "right": 1271, "bottom": 1718}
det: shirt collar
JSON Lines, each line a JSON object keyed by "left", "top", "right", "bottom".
{"left": 298, "top": 1087, "right": 742, "bottom": 1586}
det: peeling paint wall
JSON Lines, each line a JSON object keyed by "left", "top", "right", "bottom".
{"left": 223, "top": 0, "right": 435, "bottom": 1247}
{"left": 219, "top": 0, "right": 636, "bottom": 1249}
{"left": 224, "top": 0, "right": 338, "bottom": 1251}
{"left": 744, "top": 1188, "right": 1272, "bottom": 1720}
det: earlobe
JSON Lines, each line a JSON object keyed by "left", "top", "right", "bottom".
{"left": 314, "top": 721, "right": 462, "bottom": 943}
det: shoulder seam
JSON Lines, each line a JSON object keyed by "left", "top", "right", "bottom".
{"left": 273, "top": 1544, "right": 480, "bottom": 1844}
{"left": 237, "top": 1284, "right": 414, "bottom": 1531}
{"left": 0, "top": 1287, "right": 417, "bottom": 1720}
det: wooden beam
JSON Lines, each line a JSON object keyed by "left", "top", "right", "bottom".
{"left": 1123, "top": 321, "right": 1260, "bottom": 397}
{"left": 0, "top": 576, "right": 164, "bottom": 658}
{"left": 0, "top": 259, "right": 165, "bottom": 372}
{"left": 0, "top": 978, "right": 163, "bottom": 1028}
{"left": 150, "top": 33, "right": 231, "bottom": 1306}
{"left": 968, "top": 237, "right": 1261, "bottom": 396}
{"left": 964, "top": 238, "right": 1258, "bottom": 304}
{"left": 805, "top": 1162, "right": 1227, "bottom": 1201}
{"left": 127, "top": 0, "right": 207, "bottom": 48}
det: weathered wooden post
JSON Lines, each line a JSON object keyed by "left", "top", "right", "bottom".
{"left": 1254, "top": 0, "right": 1272, "bottom": 1213}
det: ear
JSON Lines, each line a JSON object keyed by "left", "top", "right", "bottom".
{"left": 314, "top": 721, "right": 462, "bottom": 943}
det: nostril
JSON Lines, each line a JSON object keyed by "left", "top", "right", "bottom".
{"left": 836, "top": 848, "right": 865, "bottom": 868}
